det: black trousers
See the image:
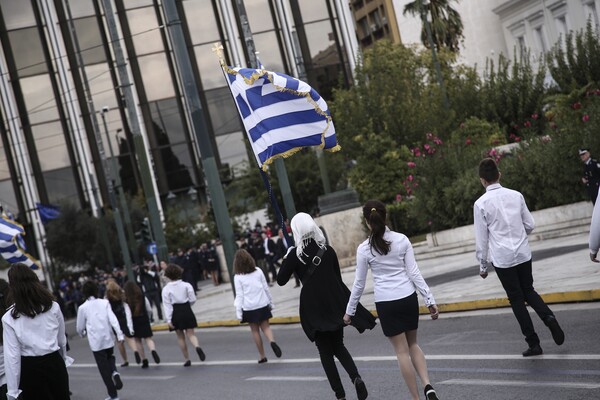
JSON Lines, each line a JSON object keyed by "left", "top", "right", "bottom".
{"left": 314, "top": 328, "right": 360, "bottom": 399}
{"left": 20, "top": 351, "right": 70, "bottom": 400}
{"left": 145, "top": 290, "right": 163, "bottom": 320}
{"left": 93, "top": 347, "right": 118, "bottom": 399}
{"left": 266, "top": 255, "right": 278, "bottom": 282}
{"left": 495, "top": 259, "right": 554, "bottom": 347}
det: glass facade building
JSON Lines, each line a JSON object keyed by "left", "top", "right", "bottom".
{"left": 0, "top": 0, "right": 359, "bottom": 265}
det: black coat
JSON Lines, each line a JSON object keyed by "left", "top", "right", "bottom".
{"left": 278, "top": 240, "right": 376, "bottom": 342}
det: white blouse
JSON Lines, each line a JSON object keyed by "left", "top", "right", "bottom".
{"left": 76, "top": 297, "right": 123, "bottom": 352}
{"left": 233, "top": 268, "right": 273, "bottom": 320}
{"left": 2, "top": 302, "right": 68, "bottom": 399}
{"left": 346, "top": 228, "right": 435, "bottom": 316}
{"left": 161, "top": 280, "right": 196, "bottom": 324}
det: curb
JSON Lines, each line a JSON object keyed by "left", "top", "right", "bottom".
{"left": 151, "top": 289, "right": 600, "bottom": 331}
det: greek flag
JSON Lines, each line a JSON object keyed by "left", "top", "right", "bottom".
{"left": 223, "top": 66, "right": 340, "bottom": 171}
{"left": 0, "top": 216, "right": 38, "bottom": 269}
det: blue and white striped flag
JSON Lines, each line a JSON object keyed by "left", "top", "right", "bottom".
{"left": 0, "top": 216, "right": 39, "bottom": 269}
{"left": 223, "top": 66, "right": 340, "bottom": 171}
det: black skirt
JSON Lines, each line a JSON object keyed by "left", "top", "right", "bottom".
{"left": 20, "top": 351, "right": 70, "bottom": 400}
{"left": 241, "top": 305, "right": 272, "bottom": 324}
{"left": 132, "top": 314, "right": 153, "bottom": 338}
{"left": 375, "top": 291, "right": 419, "bottom": 337}
{"left": 171, "top": 302, "right": 198, "bottom": 331}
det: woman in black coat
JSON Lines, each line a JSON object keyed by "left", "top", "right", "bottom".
{"left": 278, "top": 213, "right": 376, "bottom": 400}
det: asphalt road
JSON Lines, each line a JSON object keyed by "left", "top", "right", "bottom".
{"left": 64, "top": 302, "right": 599, "bottom": 400}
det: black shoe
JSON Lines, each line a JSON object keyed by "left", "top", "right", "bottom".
{"left": 141, "top": 359, "right": 149, "bottom": 368}
{"left": 424, "top": 384, "right": 439, "bottom": 400}
{"left": 134, "top": 351, "right": 141, "bottom": 364}
{"left": 270, "top": 342, "right": 282, "bottom": 358}
{"left": 196, "top": 346, "right": 206, "bottom": 361}
{"left": 112, "top": 373, "right": 123, "bottom": 390}
{"left": 354, "top": 376, "right": 368, "bottom": 400}
{"left": 120, "top": 361, "right": 129, "bottom": 367}
{"left": 522, "top": 344, "right": 543, "bottom": 357}
{"left": 545, "top": 315, "right": 565, "bottom": 345}
{"left": 258, "top": 357, "right": 268, "bottom": 364}
{"left": 152, "top": 350, "right": 161, "bottom": 364}
{"left": 183, "top": 359, "right": 191, "bottom": 367}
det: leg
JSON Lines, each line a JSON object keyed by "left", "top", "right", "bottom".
{"left": 175, "top": 330, "right": 189, "bottom": 360}
{"left": 495, "top": 265, "right": 540, "bottom": 347}
{"left": 405, "top": 330, "right": 431, "bottom": 387}
{"left": 134, "top": 338, "right": 146, "bottom": 360}
{"left": 260, "top": 320, "right": 282, "bottom": 358}
{"left": 515, "top": 260, "right": 553, "bottom": 321}
{"left": 389, "top": 332, "right": 420, "bottom": 400}
{"left": 185, "top": 328, "right": 205, "bottom": 361}
{"left": 93, "top": 349, "right": 118, "bottom": 399}
{"left": 329, "top": 328, "right": 359, "bottom": 381}
{"left": 152, "top": 292, "right": 164, "bottom": 320}
{"left": 315, "top": 331, "right": 346, "bottom": 400}
{"left": 250, "top": 323, "right": 266, "bottom": 359}
{"left": 116, "top": 341, "right": 128, "bottom": 364}
{"left": 145, "top": 337, "right": 156, "bottom": 351}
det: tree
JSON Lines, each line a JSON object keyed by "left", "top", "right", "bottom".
{"left": 403, "top": 0, "right": 464, "bottom": 53}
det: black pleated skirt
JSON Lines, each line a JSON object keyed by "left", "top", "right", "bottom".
{"left": 375, "top": 291, "right": 419, "bottom": 337}
{"left": 20, "top": 351, "right": 70, "bottom": 400}
{"left": 171, "top": 302, "right": 198, "bottom": 331}
{"left": 241, "top": 305, "right": 272, "bottom": 324}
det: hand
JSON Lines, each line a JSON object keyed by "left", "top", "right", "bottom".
{"left": 480, "top": 271, "right": 488, "bottom": 279}
{"left": 428, "top": 305, "right": 439, "bottom": 320}
{"left": 343, "top": 314, "right": 352, "bottom": 325}
{"left": 591, "top": 252, "right": 599, "bottom": 263}
{"left": 168, "top": 322, "right": 175, "bottom": 330}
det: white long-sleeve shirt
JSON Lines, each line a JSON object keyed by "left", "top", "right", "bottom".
{"left": 590, "top": 198, "right": 600, "bottom": 254}
{"left": 474, "top": 183, "right": 535, "bottom": 272}
{"left": 76, "top": 297, "right": 123, "bottom": 352}
{"left": 161, "top": 280, "right": 196, "bottom": 324}
{"left": 233, "top": 268, "right": 273, "bottom": 320}
{"left": 2, "top": 302, "right": 68, "bottom": 400}
{"left": 346, "top": 228, "right": 435, "bottom": 316}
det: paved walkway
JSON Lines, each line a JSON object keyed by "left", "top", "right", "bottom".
{"left": 153, "top": 232, "right": 600, "bottom": 330}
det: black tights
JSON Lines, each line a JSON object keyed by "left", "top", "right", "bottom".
{"left": 314, "top": 328, "right": 360, "bottom": 399}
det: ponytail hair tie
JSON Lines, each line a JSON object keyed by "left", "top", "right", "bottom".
{"left": 371, "top": 208, "right": 376, "bottom": 212}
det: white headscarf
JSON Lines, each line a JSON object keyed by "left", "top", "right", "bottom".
{"left": 290, "top": 212, "right": 327, "bottom": 261}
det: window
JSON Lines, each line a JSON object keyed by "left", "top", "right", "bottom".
{"left": 584, "top": 2, "right": 599, "bottom": 28}
{"left": 516, "top": 36, "right": 526, "bottom": 59}
{"left": 555, "top": 15, "right": 569, "bottom": 41}
{"left": 534, "top": 26, "right": 548, "bottom": 53}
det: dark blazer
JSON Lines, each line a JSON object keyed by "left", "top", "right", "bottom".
{"left": 278, "top": 240, "right": 376, "bottom": 342}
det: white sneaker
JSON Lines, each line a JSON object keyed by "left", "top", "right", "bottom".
{"left": 105, "top": 397, "right": 120, "bottom": 400}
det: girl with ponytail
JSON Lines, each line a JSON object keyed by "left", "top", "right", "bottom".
{"left": 344, "top": 200, "right": 441, "bottom": 400}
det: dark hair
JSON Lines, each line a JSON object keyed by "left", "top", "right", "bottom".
{"left": 479, "top": 158, "right": 500, "bottom": 183}
{"left": 164, "top": 263, "right": 183, "bottom": 280}
{"left": 7, "top": 263, "right": 54, "bottom": 319}
{"left": 82, "top": 280, "right": 98, "bottom": 299}
{"left": 123, "top": 281, "right": 144, "bottom": 316}
{"left": 363, "top": 200, "right": 390, "bottom": 255}
{"left": 233, "top": 249, "right": 256, "bottom": 275}
{"left": 0, "top": 278, "right": 9, "bottom": 342}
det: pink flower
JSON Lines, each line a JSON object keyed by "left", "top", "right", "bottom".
{"left": 531, "top": 113, "right": 538, "bottom": 120}
{"left": 433, "top": 137, "right": 443, "bottom": 145}
{"left": 407, "top": 174, "right": 414, "bottom": 182}
{"left": 465, "top": 138, "right": 472, "bottom": 145}
{"left": 423, "top": 144, "right": 430, "bottom": 151}
{"left": 523, "top": 121, "right": 531, "bottom": 128}
{"left": 412, "top": 147, "right": 421, "bottom": 157}
{"left": 541, "top": 135, "right": 551, "bottom": 143}
{"left": 426, "top": 132, "right": 433, "bottom": 140}
{"left": 395, "top": 194, "right": 402, "bottom": 202}
{"left": 582, "top": 114, "right": 590, "bottom": 122}
{"left": 572, "top": 102, "right": 582, "bottom": 110}
{"left": 407, "top": 161, "right": 416, "bottom": 168}
{"left": 515, "top": 136, "right": 522, "bottom": 142}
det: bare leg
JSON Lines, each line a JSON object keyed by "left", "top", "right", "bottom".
{"left": 259, "top": 320, "right": 275, "bottom": 343}
{"left": 176, "top": 330, "right": 189, "bottom": 361}
{"left": 389, "top": 333, "right": 419, "bottom": 400}
{"left": 405, "top": 329, "right": 431, "bottom": 388}
{"left": 117, "top": 340, "right": 128, "bottom": 363}
{"left": 145, "top": 337, "right": 157, "bottom": 351}
{"left": 135, "top": 338, "right": 146, "bottom": 360}
{"left": 125, "top": 337, "right": 137, "bottom": 353}
{"left": 185, "top": 328, "right": 200, "bottom": 348}
{"left": 249, "top": 323, "right": 266, "bottom": 359}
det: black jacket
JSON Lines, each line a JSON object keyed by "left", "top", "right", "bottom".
{"left": 278, "top": 240, "right": 376, "bottom": 342}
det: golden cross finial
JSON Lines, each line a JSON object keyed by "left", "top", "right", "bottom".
{"left": 212, "top": 42, "right": 225, "bottom": 65}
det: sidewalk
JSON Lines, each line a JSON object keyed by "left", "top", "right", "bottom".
{"left": 154, "top": 232, "right": 600, "bottom": 330}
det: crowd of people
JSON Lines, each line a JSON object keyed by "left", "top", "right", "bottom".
{"left": 3, "top": 154, "right": 600, "bottom": 400}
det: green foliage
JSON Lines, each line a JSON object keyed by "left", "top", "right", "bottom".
{"left": 403, "top": 0, "right": 464, "bottom": 53}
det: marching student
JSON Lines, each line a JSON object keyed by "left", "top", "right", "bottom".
{"left": 233, "top": 249, "right": 282, "bottom": 363}
{"left": 2, "top": 263, "right": 71, "bottom": 400}
{"left": 105, "top": 281, "right": 137, "bottom": 367}
{"left": 77, "top": 280, "right": 124, "bottom": 400}
{"left": 344, "top": 200, "right": 440, "bottom": 400}
{"left": 123, "top": 281, "right": 160, "bottom": 368}
{"left": 161, "top": 263, "right": 206, "bottom": 366}
{"left": 278, "top": 213, "right": 376, "bottom": 400}
{"left": 474, "top": 158, "right": 564, "bottom": 356}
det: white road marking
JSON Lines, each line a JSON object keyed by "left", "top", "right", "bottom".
{"left": 246, "top": 376, "right": 327, "bottom": 382}
{"left": 67, "top": 354, "right": 600, "bottom": 368}
{"left": 439, "top": 379, "right": 600, "bottom": 389}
